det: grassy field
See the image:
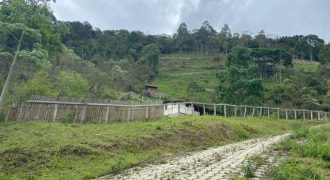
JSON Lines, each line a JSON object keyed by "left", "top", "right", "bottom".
{"left": 153, "top": 54, "right": 226, "bottom": 102}
{"left": 0, "top": 116, "right": 323, "bottom": 179}
{"left": 268, "top": 124, "right": 330, "bottom": 179}
{"left": 293, "top": 59, "right": 320, "bottom": 73}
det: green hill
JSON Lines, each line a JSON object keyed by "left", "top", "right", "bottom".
{"left": 153, "top": 54, "right": 226, "bottom": 102}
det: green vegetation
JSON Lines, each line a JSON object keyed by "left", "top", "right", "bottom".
{"left": 0, "top": 116, "right": 321, "bottom": 179}
{"left": 1, "top": 0, "right": 330, "bottom": 112}
{"left": 268, "top": 125, "right": 330, "bottom": 179}
{"left": 153, "top": 54, "right": 225, "bottom": 102}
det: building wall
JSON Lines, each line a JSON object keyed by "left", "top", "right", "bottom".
{"left": 164, "top": 103, "right": 200, "bottom": 117}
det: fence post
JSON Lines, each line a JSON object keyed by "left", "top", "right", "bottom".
{"left": 224, "top": 105, "right": 227, "bottom": 117}
{"left": 277, "top": 109, "right": 280, "bottom": 119}
{"left": 52, "top": 104, "right": 58, "bottom": 122}
{"left": 105, "top": 106, "right": 110, "bottom": 123}
{"left": 294, "top": 110, "right": 297, "bottom": 120}
{"left": 252, "top": 108, "right": 255, "bottom": 117}
{"left": 127, "top": 106, "right": 131, "bottom": 122}
{"left": 234, "top": 106, "right": 237, "bottom": 117}
{"left": 80, "top": 104, "right": 87, "bottom": 123}
{"left": 18, "top": 102, "right": 24, "bottom": 121}
{"left": 214, "top": 104, "right": 216, "bottom": 116}
{"left": 318, "top": 111, "right": 321, "bottom": 120}
{"left": 203, "top": 104, "right": 206, "bottom": 115}
{"left": 267, "top": 108, "right": 270, "bottom": 118}
{"left": 325, "top": 112, "right": 328, "bottom": 120}
{"left": 244, "top": 106, "right": 247, "bottom": 117}
{"left": 310, "top": 111, "right": 313, "bottom": 120}
{"left": 146, "top": 106, "right": 149, "bottom": 119}
{"left": 285, "top": 110, "right": 288, "bottom": 119}
{"left": 259, "top": 107, "right": 262, "bottom": 116}
{"left": 303, "top": 111, "right": 306, "bottom": 120}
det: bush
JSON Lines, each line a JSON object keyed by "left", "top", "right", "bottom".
{"left": 0, "top": 112, "right": 5, "bottom": 123}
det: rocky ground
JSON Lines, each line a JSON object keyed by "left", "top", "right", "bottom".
{"left": 98, "top": 134, "right": 289, "bottom": 180}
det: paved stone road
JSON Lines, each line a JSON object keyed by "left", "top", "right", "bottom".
{"left": 98, "top": 134, "right": 289, "bottom": 180}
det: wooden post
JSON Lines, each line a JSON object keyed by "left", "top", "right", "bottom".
{"left": 203, "top": 104, "right": 206, "bottom": 115}
{"left": 294, "top": 110, "right": 297, "bottom": 120}
{"left": 325, "top": 112, "right": 328, "bottom": 120}
{"left": 214, "top": 104, "right": 216, "bottom": 116}
{"left": 18, "top": 103, "right": 24, "bottom": 121}
{"left": 244, "top": 106, "right": 247, "bottom": 117}
{"left": 259, "top": 107, "right": 262, "bottom": 116}
{"left": 303, "top": 111, "right": 306, "bottom": 120}
{"left": 52, "top": 104, "right": 58, "bottom": 122}
{"left": 285, "top": 110, "right": 288, "bottom": 119}
{"left": 81, "top": 105, "right": 87, "bottom": 123}
{"left": 252, "top": 108, "right": 255, "bottom": 117}
{"left": 234, "top": 106, "right": 237, "bottom": 117}
{"left": 146, "top": 106, "right": 149, "bottom": 119}
{"left": 277, "top": 109, "right": 280, "bottom": 119}
{"left": 105, "top": 106, "right": 110, "bottom": 123}
{"left": 127, "top": 106, "right": 131, "bottom": 122}
{"left": 318, "top": 111, "right": 320, "bottom": 120}
{"left": 224, "top": 105, "right": 227, "bottom": 117}
{"left": 267, "top": 108, "right": 270, "bottom": 118}
{"left": 310, "top": 111, "right": 313, "bottom": 120}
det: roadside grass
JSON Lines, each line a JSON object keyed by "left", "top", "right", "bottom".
{"left": 268, "top": 124, "right": 330, "bottom": 179}
{"left": 153, "top": 54, "right": 226, "bottom": 102}
{"left": 0, "top": 116, "right": 323, "bottom": 179}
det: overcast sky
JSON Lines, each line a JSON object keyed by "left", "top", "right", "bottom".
{"left": 51, "top": 0, "right": 330, "bottom": 42}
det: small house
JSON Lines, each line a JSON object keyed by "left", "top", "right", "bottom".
{"left": 145, "top": 85, "right": 158, "bottom": 94}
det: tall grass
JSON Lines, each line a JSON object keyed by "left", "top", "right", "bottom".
{"left": 0, "top": 116, "right": 320, "bottom": 179}
{"left": 269, "top": 124, "right": 330, "bottom": 179}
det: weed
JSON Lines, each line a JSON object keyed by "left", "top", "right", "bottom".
{"left": 243, "top": 161, "right": 255, "bottom": 178}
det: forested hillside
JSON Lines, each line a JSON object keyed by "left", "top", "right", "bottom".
{"left": 1, "top": 0, "right": 330, "bottom": 114}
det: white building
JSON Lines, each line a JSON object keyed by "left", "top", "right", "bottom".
{"left": 164, "top": 103, "right": 200, "bottom": 117}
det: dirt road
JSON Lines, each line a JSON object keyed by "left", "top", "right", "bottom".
{"left": 99, "top": 134, "right": 289, "bottom": 180}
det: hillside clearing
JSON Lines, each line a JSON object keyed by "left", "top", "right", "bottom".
{"left": 0, "top": 116, "right": 323, "bottom": 179}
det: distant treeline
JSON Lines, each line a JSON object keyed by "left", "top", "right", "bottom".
{"left": 63, "top": 21, "right": 326, "bottom": 62}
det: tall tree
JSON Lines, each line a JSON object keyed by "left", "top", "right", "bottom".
{"left": 219, "top": 24, "right": 232, "bottom": 54}
{"left": 139, "top": 43, "right": 160, "bottom": 80}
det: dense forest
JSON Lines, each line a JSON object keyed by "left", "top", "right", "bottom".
{"left": 1, "top": 0, "right": 330, "bottom": 115}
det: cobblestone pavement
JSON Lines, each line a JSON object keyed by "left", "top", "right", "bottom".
{"left": 98, "top": 134, "right": 289, "bottom": 180}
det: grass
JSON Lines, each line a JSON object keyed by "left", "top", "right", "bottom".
{"left": 153, "top": 54, "right": 226, "bottom": 102}
{"left": 268, "top": 124, "right": 330, "bottom": 179}
{"left": 293, "top": 63, "right": 320, "bottom": 73}
{"left": 0, "top": 116, "right": 323, "bottom": 179}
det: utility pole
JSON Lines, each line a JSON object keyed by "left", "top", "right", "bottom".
{"left": 0, "top": 31, "right": 24, "bottom": 112}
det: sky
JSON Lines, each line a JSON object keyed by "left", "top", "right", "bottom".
{"left": 51, "top": 0, "right": 330, "bottom": 42}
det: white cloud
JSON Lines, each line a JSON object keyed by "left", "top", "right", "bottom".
{"left": 51, "top": 0, "right": 330, "bottom": 42}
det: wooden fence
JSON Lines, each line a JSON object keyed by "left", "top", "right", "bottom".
{"left": 6, "top": 100, "right": 165, "bottom": 123}
{"left": 191, "top": 102, "right": 330, "bottom": 120}
{"left": 5, "top": 99, "right": 330, "bottom": 123}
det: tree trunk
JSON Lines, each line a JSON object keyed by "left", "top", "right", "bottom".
{"left": 0, "top": 32, "right": 24, "bottom": 112}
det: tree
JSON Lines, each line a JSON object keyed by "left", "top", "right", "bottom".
{"left": 226, "top": 47, "right": 251, "bottom": 68}
{"left": 319, "top": 44, "right": 330, "bottom": 64}
{"left": 55, "top": 71, "right": 89, "bottom": 98}
{"left": 139, "top": 43, "right": 160, "bottom": 80}
{"left": 255, "top": 30, "right": 267, "bottom": 48}
{"left": 0, "top": 20, "right": 52, "bottom": 111}
{"left": 174, "top": 23, "right": 192, "bottom": 53}
{"left": 217, "top": 66, "right": 263, "bottom": 105}
{"left": 218, "top": 24, "right": 232, "bottom": 54}
{"left": 296, "top": 34, "right": 324, "bottom": 61}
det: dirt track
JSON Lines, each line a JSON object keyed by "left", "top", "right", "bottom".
{"left": 98, "top": 134, "right": 289, "bottom": 180}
